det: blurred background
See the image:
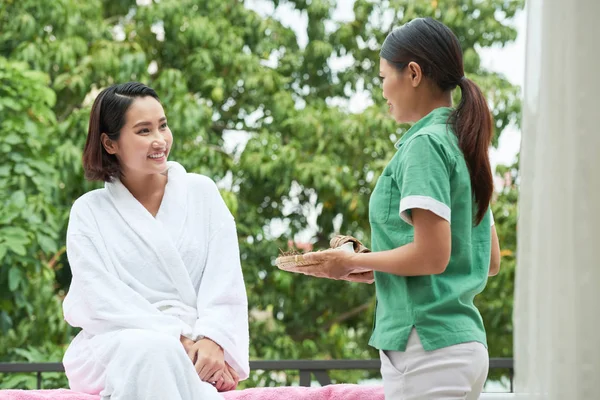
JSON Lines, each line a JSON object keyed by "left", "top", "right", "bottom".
{"left": 0, "top": 0, "right": 523, "bottom": 391}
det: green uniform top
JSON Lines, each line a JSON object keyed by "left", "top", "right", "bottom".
{"left": 368, "top": 107, "right": 493, "bottom": 352}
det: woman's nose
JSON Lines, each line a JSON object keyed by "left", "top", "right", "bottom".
{"left": 152, "top": 133, "right": 167, "bottom": 148}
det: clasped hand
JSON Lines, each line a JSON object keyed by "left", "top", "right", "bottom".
{"left": 180, "top": 336, "right": 239, "bottom": 392}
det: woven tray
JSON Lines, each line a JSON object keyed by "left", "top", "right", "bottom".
{"left": 276, "top": 235, "right": 373, "bottom": 278}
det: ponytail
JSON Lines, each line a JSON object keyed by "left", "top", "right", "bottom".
{"left": 450, "top": 77, "right": 494, "bottom": 225}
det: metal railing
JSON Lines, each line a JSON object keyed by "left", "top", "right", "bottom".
{"left": 0, "top": 358, "right": 514, "bottom": 392}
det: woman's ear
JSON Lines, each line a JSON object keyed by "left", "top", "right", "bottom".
{"left": 101, "top": 133, "right": 118, "bottom": 155}
{"left": 407, "top": 61, "right": 423, "bottom": 88}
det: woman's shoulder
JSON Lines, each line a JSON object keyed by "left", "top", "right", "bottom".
{"left": 413, "top": 122, "right": 456, "bottom": 143}
{"left": 68, "top": 189, "right": 109, "bottom": 236}
{"left": 184, "top": 173, "right": 227, "bottom": 207}
{"left": 402, "top": 128, "right": 455, "bottom": 152}
{"left": 185, "top": 173, "right": 233, "bottom": 221}
{"left": 168, "top": 161, "right": 218, "bottom": 191}
{"left": 71, "top": 188, "right": 108, "bottom": 214}
{"left": 403, "top": 126, "right": 461, "bottom": 160}
{"left": 185, "top": 172, "right": 219, "bottom": 193}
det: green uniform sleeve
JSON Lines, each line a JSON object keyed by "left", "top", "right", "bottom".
{"left": 396, "top": 134, "right": 453, "bottom": 225}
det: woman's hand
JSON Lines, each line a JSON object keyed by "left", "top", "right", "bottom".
{"left": 180, "top": 335, "right": 195, "bottom": 361}
{"left": 187, "top": 337, "right": 225, "bottom": 382}
{"left": 214, "top": 362, "right": 239, "bottom": 392}
{"left": 297, "top": 249, "right": 361, "bottom": 279}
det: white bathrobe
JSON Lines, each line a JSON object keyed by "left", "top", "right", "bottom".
{"left": 62, "top": 162, "right": 249, "bottom": 400}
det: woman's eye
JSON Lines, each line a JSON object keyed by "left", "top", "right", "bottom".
{"left": 138, "top": 128, "right": 150, "bottom": 134}
{"left": 160, "top": 122, "right": 168, "bottom": 129}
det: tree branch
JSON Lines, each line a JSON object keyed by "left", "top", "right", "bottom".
{"left": 323, "top": 300, "right": 374, "bottom": 331}
{"left": 47, "top": 246, "right": 66, "bottom": 270}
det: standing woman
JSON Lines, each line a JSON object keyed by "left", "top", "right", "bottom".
{"left": 62, "top": 82, "right": 249, "bottom": 399}
{"left": 302, "top": 18, "right": 501, "bottom": 399}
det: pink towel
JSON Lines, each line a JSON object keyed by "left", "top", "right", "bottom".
{"left": 0, "top": 389, "right": 99, "bottom": 399}
{"left": 223, "top": 385, "right": 384, "bottom": 400}
{"left": 0, "top": 385, "right": 384, "bottom": 400}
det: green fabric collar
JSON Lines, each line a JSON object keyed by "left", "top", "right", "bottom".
{"left": 394, "top": 107, "right": 453, "bottom": 149}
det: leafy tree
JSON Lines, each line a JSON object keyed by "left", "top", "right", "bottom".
{"left": 0, "top": 0, "right": 522, "bottom": 389}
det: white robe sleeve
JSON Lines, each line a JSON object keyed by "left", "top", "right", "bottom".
{"left": 191, "top": 186, "right": 250, "bottom": 380}
{"left": 64, "top": 231, "right": 190, "bottom": 338}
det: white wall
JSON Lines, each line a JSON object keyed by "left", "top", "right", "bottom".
{"left": 515, "top": 0, "right": 600, "bottom": 398}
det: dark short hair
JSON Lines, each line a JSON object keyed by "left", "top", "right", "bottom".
{"left": 82, "top": 82, "right": 160, "bottom": 182}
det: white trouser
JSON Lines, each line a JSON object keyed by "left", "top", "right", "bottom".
{"left": 380, "top": 328, "right": 489, "bottom": 400}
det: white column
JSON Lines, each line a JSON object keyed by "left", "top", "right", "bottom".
{"left": 515, "top": 0, "right": 600, "bottom": 398}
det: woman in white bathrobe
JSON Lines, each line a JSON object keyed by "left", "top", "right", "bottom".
{"left": 62, "top": 82, "right": 249, "bottom": 400}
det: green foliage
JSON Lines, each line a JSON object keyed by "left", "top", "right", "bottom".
{"left": 0, "top": 263, "right": 71, "bottom": 389}
{"left": 478, "top": 157, "right": 519, "bottom": 357}
{"left": 0, "top": 57, "right": 65, "bottom": 338}
{"left": 0, "top": 0, "right": 523, "bottom": 389}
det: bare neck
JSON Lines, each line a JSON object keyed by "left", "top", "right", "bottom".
{"left": 120, "top": 171, "right": 168, "bottom": 215}
{"left": 413, "top": 91, "right": 453, "bottom": 121}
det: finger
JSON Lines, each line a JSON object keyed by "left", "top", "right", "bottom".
{"left": 202, "top": 365, "right": 220, "bottom": 382}
{"left": 215, "top": 371, "right": 232, "bottom": 392}
{"left": 208, "top": 367, "right": 224, "bottom": 383}
{"left": 185, "top": 351, "right": 195, "bottom": 363}
{"left": 297, "top": 265, "right": 321, "bottom": 275}
{"left": 301, "top": 251, "right": 325, "bottom": 263}
{"left": 223, "top": 377, "right": 236, "bottom": 392}
{"left": 285, "top": 266, "right": 315, "bottom": 275}
{"left": 196, "top": 363, "right": 206, "bottom": 379}
{"left": 229, "top": 366, "right": 239, "bottom": 381}
{"left": 188, "top": 347, "right": 198, "bottom": 364}
{"left": 306, "top": 268, "right": 337, "bottom": 279}
{"left": 303, "top": 249, "right": 339, "bottom": 263}
{"left": 196, "top": 357, "right": 212, "bottom": 379}
{"left": 220, "top": 365, "right": 235, "bottom": 388}
{"left": 185, "top": 343, "right": 197, "bottom": 360}
{"left": 222, "top": 375, "right": 234, "bottom": 392}
{"left": 225, "top": 378, "right": 235, "bottom": 392}
{"left": 215, "top": 376, "right": 225, "bottom": 391}
{"left": 298, "top": 271, "right": 332, "bottom": 280}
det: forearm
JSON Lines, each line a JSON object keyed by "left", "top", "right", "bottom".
{"left": 488, "top": 225, "right": 501, "bottom": 276}
{"left": 350, "top": 242, "right": 446, "bottom": 276}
